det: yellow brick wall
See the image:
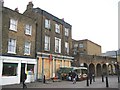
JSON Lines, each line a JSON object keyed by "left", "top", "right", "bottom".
{"left": 65, "top": 60, "right": 69, "bottom": 67}
{"left": 87, "top": 40, "right": 101, "bottom": 55}
{"left": 38, "top": 56, "right": 72, "bottom": 79}
{"left": 44, "top": 58, "right": 50, "bottom": 79}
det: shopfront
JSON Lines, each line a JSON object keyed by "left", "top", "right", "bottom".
{"left": 0, "top": 56, "right": 37, "bottom": 85}
{"left": 37, "top": 52, "right": 74, "bottom": 80}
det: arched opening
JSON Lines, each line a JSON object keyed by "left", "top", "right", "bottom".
{"left": 102, "top": 64, "right": 107, "bottom": 75}
{"left": 89, "top": 63, "right": 95, "bottom": 74}
{"left": 96, "top": 64, "right": 102, "bottom": 76}
{"left": 108, "top": 64, "right": 113, "bottom": 75}
{"left": 114, "top": 63, "right": 119, "bottom": 75}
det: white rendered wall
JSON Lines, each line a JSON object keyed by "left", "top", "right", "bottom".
{"left": 0, "top": 56, "right": 37, "bottom": 85}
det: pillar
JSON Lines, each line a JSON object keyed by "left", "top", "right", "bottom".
{"left": 0, "top": 58, "right": 3, "bottom": 85}
{"left": 42, "top": 57, "right": 44, "bottom": 82}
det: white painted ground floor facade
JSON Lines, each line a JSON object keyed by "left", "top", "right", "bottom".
{"left": 0, "top": 56, "right": 37, "bottom": 85}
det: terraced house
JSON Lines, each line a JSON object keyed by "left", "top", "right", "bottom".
{"left": 24, "top": 2, "right": 74, "bottom": 80}
{"left": 0, "top": 1, "right": 74, "bottom": 85}
{"left": 0, "top": 1, "right": 37, "bottom": 85}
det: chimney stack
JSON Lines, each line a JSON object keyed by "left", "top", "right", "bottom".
{"left": 0, "top": 0, "right": 4, "bottom": 7}
{"left": 27, "top": 1, "right": 33, "bottom": 10}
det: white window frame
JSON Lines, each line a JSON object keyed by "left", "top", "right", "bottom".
{"left": 65, "top": 42, "right": 69, "bottom": 54}
{"left": 80, "top": 52, "right": 84, "bottom": 56}
{"left": 55, "top": 24, "right": 60, "bottom": 33}
{"left": 45, "top": 19, "right": 50, "bottom": 29}
{"left": 55, "top": 37, "right": 61, "bottom": 53}
{"left": 24, "top": 41, "right": 31, "bottom": 55}
{"left": 74, "top": 43, "right": 78, "bottom": 48}
{"left": 25, "top": 24, "right": 32, "bottom": 35}
{"left": 9, "top": 19, "right": 18, "bottom": 31}
{"left": 44, "top": 35, "right": 50, "bottom": 51}
{"left": 65, "top": 28, "right": 69, "bottom": 36}
{"left": 8, "top": 38, "right": 16, "bottom": 54}
{"left": 79, "top": 43, "right": 84, "bottom": 48}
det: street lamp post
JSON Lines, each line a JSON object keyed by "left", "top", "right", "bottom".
{"left": 115, "top": 62, "right": 120, "bottom": 83}
{"left": 80, "top": 63, "right": 89, "bottom": 86}
{"left": 115, "top": 51, "right": 120, "bottom": 83}
{"left": 106, "top": 63, "right": 109, "bottom": 87}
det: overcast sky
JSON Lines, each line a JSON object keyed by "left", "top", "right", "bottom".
{"left": 3, "top": 0, "right": 119, "bottom": 53}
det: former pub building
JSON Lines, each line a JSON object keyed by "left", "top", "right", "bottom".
{"left": 24, "top": 2, "right": 74, "bottom": 80}
{"left": 0, "top": 1, "right": 74, "bottom": 85}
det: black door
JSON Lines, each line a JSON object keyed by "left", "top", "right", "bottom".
{"left": 20, "top": 63, "right": 25, "bottom": 82}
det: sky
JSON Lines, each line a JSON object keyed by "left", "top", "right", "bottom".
{"left": 3, "top": 0, "right": 119, "bottom": 53}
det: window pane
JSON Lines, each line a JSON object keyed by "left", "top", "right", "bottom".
{"left": 65, "top": 28, "right": 69, "bottom": 36}
{"left": 65, "top": 42, "right": 69, "bottom": 54}
{"left": 45, "top": 19, "right": 50, "bottom": 29}
{"left": 2, "top": 63, "right": 18, "bottom": 76}
{"left": 25, "top": 24, "right": 32, "bottom": 35}
{"left": 10, "top": 19, "right": 17, "bottom": 31}
{"left": 55, "top": 37, "right": 61, "bottom": 53}
{"left": 55, "top": 24, "right": 60, "bottom": 33}
{"left": 27, "top": 64, "right": 34, "bottom": 72}
{"left": 45, "top": 36, "right": 50, "bottom": 51}
{"left": 74, "top": 43, "right": 78, "bottom": 48}
{"left": 8, "top": 39, "right": 16, "bottom": 53}
{"left": 79, "top": 43, "right": 84, "bottom": 48}
{"left": 24, "top": 42, "right": 31, "bottom": 55}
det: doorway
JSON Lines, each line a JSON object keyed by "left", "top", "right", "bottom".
{"left": 20, "top": 63, "right": 25, "bottom": 82}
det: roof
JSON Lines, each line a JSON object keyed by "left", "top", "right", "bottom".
{"left": 33, "top": 7, "right": 72, "bottom": 28}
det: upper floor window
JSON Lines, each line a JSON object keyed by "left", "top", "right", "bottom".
{"left": 24, "top": 41, "right": 31, "bottom": 55}
{"left": 55, "top": 37, "right": 61, "bottom": 53}
{"left": 8, "top": 38, "right": 16, "bottom": 54}
{"left": 25, "top": 24, "right": 32, "bottom": 35}
{"left": 79, "top": 43, "right": 84, "bottom": 48}
{"left": 65, "top": 42, "right": 69, "bottom": 54}
{"left": 45, "top": 19, "right": 50, "bottom": 29}
{"left": 44, "top": 35, "right": 50, "bottom": 51}
{"left": 65, "top": 28, "right": 69, "bottom": 36}
{"left": 80, "top": 52, "right": 84, "bottom": 56}
{"left": 74, "top": 43, "right": 78, "bottom": 48}
{"left": 9, "top": 19, "right": 18, "bottom": 31}
{"left": 55, "top": 24, "right": 60, "bottom": 33}
{"left": 73, "top": 49, "right": 77, "bottom": 55}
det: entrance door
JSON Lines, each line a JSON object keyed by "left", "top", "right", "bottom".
{"left": 20, "top": 63, "right": 25, "bottom": 82}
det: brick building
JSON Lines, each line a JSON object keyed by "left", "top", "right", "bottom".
{"left": 0, "top": 2, "right": 37, "bottom": 85}
{"left": 72, "top": 39, "right": 101, "bottom": 56}
{"left": 23, "top": 2, "right": 74, "bottom": 79}
{"left": 72, "top": 39, "right": 117, "bottom": 76}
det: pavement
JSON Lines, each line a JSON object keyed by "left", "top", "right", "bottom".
{"left": 2, "top": 75, "right": 119, "bottom": 89}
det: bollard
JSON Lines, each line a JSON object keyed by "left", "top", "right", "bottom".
{"left": 86, "top": 76, "right": 89, "bottom": 86}
{"left": 106, "top": 76, "right": 109, "bottom": 87}
{"left": 43, "top": 75, "right": 46, "bottom": 83}
{"left": 102, "top": 75, "right": 104, "bottom": 82}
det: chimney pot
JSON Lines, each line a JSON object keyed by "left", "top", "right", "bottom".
{"left": 27, "top": 1, "right": 33, "bottom": 10}
{"left": 15, "top": 8, "right": 19, "bottom": 12}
